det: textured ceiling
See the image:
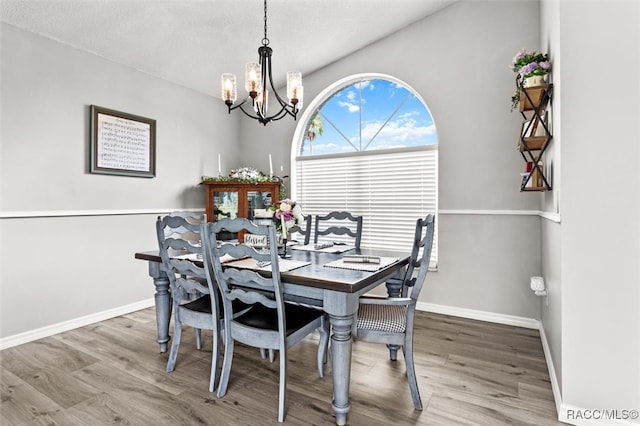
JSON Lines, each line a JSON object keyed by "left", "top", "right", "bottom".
{"left": 1, "top": 0, "right": 457, "bottom": 98}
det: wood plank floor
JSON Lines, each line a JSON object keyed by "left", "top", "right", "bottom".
{"left": 1, "top": 309, "right": 562, "bottom": 425}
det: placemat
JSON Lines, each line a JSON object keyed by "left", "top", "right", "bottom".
{"left": 224, "top": 257, "right": 311, "bottom": 272}
{"left": 292, "top": 243, "right": 355, "bottom": 254}
{"left": 324, "top": 257, "right": 399, "bottom": 272}
{"left": 172, "top": 253, "right": 241, "bottom": 264}
{"left": 172, "top": 252, "right": 202, "bottom": 261}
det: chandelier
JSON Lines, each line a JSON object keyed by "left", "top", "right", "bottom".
{"left": 221, "top": 0, "right": 303, "bottom": 126}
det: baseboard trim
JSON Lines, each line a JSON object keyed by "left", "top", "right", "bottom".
{"left": 415, "top": 301, "right": 540, "bottom": 329}
{"left": 0, "top": 298, "right": 155, "bottom": 350}
{"left": 538, "top": 323, "right": 564, "bottom": 417}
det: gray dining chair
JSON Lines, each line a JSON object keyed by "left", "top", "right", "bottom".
{"left": 314, "top": 211, "right": 363, "bottom": 248}
{"left": 287, "top": 214, "right": 312, "bottom": 245}
{"left": 354, "top": 213, "right": 435, "bottom": 410}
{"left": 156, "top": 214, "right": 221, "bottom": 392}
{"left": 166, "top": 211, "right": 206, "bottom": 348}
{"left": 201, "top": 218, "right": 330, "bottom": 422}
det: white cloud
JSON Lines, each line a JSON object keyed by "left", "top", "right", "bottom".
{"left": 361, "top": 116, "right": 437, "bottom": 148}
{"left": 337, "top": 100, "right": 360, "bottom": 113}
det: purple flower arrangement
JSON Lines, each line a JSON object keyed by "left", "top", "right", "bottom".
{"left": 510, "top": 49, "right": 552, "bottom": 111}
{"left": 512, "top": 49, "right": 551, "bottom": 79}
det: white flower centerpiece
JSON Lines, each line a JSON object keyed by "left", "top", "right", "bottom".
{"left": 269, "top": 199, "right": 302, "bottom": 257}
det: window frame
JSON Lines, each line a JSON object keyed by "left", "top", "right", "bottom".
{"left": 290, "top": 73, "right": 438, "bottom": 268}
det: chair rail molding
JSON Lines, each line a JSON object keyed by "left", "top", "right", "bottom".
{"left": 0, "top": 208, "right": 206, "bottom": 219}
{"left": 439, "top": 209, "right": 561, "bottom": 223}
{"left": 2, "top": 208, "right": 561, "bottom": 222}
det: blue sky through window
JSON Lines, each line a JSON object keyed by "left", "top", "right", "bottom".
{"left": 300, "top": 79, "right": 437, "bottom": 156}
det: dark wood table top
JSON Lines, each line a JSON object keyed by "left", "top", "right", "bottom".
{"left": 135, "top": 247, "right": 409, "bottom": 294}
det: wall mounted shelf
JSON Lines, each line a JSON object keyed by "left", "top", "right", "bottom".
{"left": 518, "top": 83, "right": 553, "bottom": 191}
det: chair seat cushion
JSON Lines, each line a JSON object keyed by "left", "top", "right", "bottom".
{"left": 357, "top": 303, "right": 407, "bottom": 333}
{"left": 181, "top": 295, "right": 249, "bottom": 317}
{"left": 182, "top": 295, "right": 212, "bottom": 313}
{"left": 234, "top": 302, "right": 323, "bottom": 335}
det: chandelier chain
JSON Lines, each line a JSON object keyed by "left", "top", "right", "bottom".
{"left": 262, "top": 0, "right": 269, "bottom": 46}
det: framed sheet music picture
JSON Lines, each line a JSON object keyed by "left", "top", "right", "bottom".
{"left": 90, "top": 105, "right": 156, "bottom": 178}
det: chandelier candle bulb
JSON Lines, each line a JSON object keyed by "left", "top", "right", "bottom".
{"left": 245, "top": 63, "right": 261, "bottom": 96}
{"left": 287, "top": 71, "right": 302, "bottom": 104}
{"left": 221, "top": 74, "right": 237, "bottom": 103}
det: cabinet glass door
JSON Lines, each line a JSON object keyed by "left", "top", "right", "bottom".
{"left": 212, "top": 191, "right": 238, "bottom": 240}
{"left": 247, "top": 191, "right": 273, "bottom": 219}
{"left": 213, "top": 191, "right": 238, "bottom": 219}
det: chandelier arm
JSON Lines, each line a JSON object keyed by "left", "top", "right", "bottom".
{"left": 236, "top": 104, "right": 265, "bottom": 121}
{"left": 266, "top": 104, "right": 290, "bottom": 120}
{"left": 237, "top": 101, "right": 289, "bottom": 125}
{"left": 226, "top": 98, "right": 249, "bottom": 114}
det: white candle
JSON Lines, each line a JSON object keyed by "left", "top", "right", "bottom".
{"left": 269, "top": 154, "right": 273, "bottom": 177}
{"left": 281, "top": 215, "right": 287, "bottom": 240}
{"left": 218, "top": 154, "right": 222, "bottom": 174}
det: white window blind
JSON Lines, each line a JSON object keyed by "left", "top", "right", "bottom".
{"left": 295, "top": 146, "right": 438, "bottom": 268}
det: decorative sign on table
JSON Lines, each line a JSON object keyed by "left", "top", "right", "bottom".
{"left": 90, "top": 105, "right": 156, "bottom": 178}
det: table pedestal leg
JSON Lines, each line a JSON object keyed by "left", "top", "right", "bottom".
{"left": 149, "top": 262, "right": 171, "bottom": 353}
{"left": 330, "top": 314, "right": 353, "bottom": 426}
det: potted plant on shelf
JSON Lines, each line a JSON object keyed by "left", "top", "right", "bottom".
{"left": 510, "top": 49, "right": 551, "bottom": 111}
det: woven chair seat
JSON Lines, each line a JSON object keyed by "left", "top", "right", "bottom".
{"left": 357, "top": 303, "right": 407, "bottom": 333}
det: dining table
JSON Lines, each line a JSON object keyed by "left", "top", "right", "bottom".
{"left": 135, "top": 243, "right": 409, "bottom": 426}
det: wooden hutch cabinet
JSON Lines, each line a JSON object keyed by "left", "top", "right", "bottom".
{"left": 202, "top": 180, "right": 281, "bottom": 223}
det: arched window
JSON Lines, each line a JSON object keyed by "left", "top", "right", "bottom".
{"left": 292, "top": 74, "right": 438, "bottom": 267}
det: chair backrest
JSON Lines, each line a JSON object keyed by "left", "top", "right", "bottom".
{"left": 202, "top": 218, "right": 283, "bottom": 320}
{"left": 314, "top": 211, "right": 363, "bottom": 248}
{"left": 165, "top": 211, "right": 205, "bottom": 244}
{"left": 287, "top": 215, "right": 312, "bottom": 245}
{"left": 402, "top": 214, "right": 435, "bottom": 301}
{"left": 156, "top": 215, "right": 211, "bottom": 299}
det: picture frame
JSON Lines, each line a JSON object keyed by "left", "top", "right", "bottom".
{"left": 90, "top": 105, "right": 156, "bottom": 178}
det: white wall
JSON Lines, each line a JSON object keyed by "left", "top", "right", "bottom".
{"left": 0, "top": 23, "right": 239, "bottom": 338}
{"left": 540, "top": 0, "right": 640, "bottom": 421}
{"left": 238, "top": 0, "right": 546, "bottom": 321}
{"left": 558, "top": 0, "right": 640, "bottom": 417}
{"left": 539, "top": 0, "right": 563, "bottom": 392}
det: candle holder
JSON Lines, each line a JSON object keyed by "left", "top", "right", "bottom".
{"left": 280, "top": 238, "right": 291, "bottom": 259}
